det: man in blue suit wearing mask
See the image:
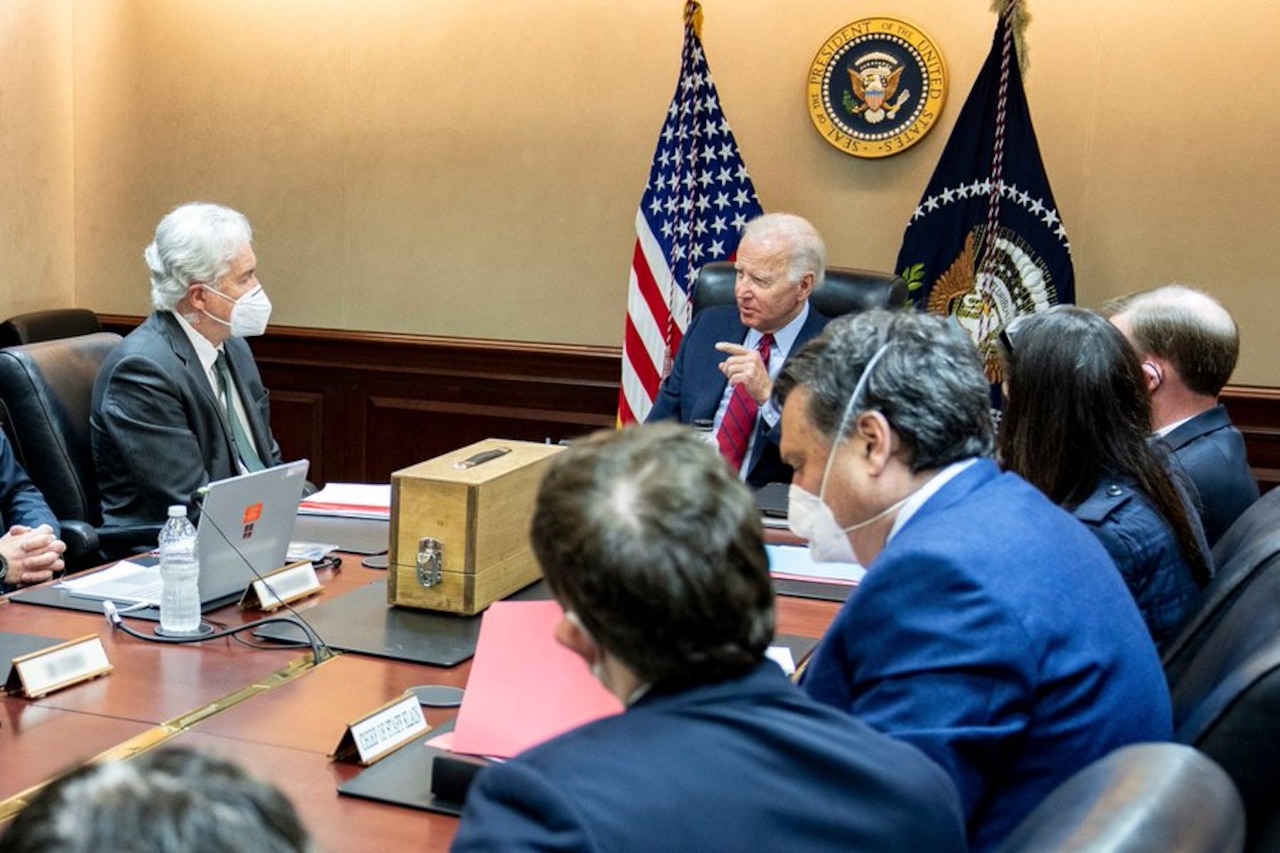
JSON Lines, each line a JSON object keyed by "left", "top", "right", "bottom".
{"left": 776, "top": 310, "right": 1173, "bottom": 850}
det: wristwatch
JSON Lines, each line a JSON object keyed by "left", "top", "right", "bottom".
{"left": 0, "top": 553, "right": 9, "bottom": 584}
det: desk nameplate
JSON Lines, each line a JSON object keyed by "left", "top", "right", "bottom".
{"left": 5, "top": 634, "right": 112, "bottom": 699}
{"left": 332, "top": 693, "right": 430, "bottom": 766}
{"left": 241, "top": 561, "right": 323, "bottom": 611}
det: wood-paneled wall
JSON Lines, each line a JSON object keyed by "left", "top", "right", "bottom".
{"left": 101, "top": 315, "right": 1280, "bottom": 492}
{"left": 102, "top": 316, "right": 618, "bottom": 486}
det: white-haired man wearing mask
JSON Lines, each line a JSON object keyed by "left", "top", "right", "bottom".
{"left": 91, "top": 202, "right": 283, "bottom": 529}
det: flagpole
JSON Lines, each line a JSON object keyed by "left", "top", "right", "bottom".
{"left": 973, "top": 0, "right": 1020, "bottom": 363}
{"left": 616, "top": 0, "right": 764, "bottom": 424}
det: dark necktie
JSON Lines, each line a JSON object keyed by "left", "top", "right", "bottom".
{"left": 716, "top": 333, "right": 774, "bottom": 472}
{"left": 215, "top": 351, "right": 266, "bottom": 472}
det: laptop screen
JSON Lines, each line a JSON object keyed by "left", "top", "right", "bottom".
{"left": 195, "top": 459, "right": 310, "bottom": 604}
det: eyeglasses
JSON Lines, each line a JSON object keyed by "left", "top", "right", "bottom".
{"left": 997, "top": 314, "right": 1030, "bottom": 354}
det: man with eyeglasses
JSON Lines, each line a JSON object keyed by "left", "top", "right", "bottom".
{"left": 91, "top": 202, "right": 284, "bottom": 529}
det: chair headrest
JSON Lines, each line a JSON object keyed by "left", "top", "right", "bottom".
{"left": 0, "top": 332, "right": 122, "bottom": 523}
{"left": 0, "top": 308, "right": 103, "bottom": 349}
{"left": 999, "top": 743, "right": 1244, "bottom": 853}
{"left": 692, "top": 261, "right": 909, "bottom": 318}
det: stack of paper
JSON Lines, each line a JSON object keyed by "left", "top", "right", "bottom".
{"left": 766, "top": 543, "right": 864, "bottom": 585}
{"left": 298, "top": 483, "right": 391, "bottom": 520}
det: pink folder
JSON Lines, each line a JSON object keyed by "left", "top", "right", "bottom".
{"left": 450, "top": 600, "right": 624, "bottom": 759}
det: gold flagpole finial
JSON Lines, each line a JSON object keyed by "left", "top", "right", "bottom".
{"left": 685, "top": 1, "right": 703, "bottom": 40}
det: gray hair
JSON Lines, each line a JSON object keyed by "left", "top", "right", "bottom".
{"left": 741, "top": 213, "right": 827, "bottom": 289}
{"left": 146, "top": 202, "right": 253, "bottom": 311}
{"left": 0, "top": 746, "right": 311, "bottom": 853}
{"left": 774, "top": 309, "right": 994, "bottom": 471}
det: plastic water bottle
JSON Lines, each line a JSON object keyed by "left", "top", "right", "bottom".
{"left": 158, "top": 505, "right": 201, "bottom": 634}
{"left": 692, "top": 419, "right": 719, "bottom": 447}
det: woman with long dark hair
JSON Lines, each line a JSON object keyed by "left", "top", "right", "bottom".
{"left": 999, "top": 306, "right": 1210, "bottom": 647}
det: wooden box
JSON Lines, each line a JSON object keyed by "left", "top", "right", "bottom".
{"left": 387, "top": 439, "right": 564, "bottom": 615}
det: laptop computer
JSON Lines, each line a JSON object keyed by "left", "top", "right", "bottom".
{"left": 754, "top": 481, "right": 790, "bottom": 519}
{"left": 66, "top": 459, "right": 310, "bottom": 610}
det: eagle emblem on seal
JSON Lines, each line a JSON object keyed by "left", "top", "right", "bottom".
{"left": 844, "top": 52, "right": 911, "bottom": 124}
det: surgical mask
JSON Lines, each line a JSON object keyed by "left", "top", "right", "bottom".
{"left": 203, "top": 285, "right": 272, "bottom": 337}
{"left": 564, "top": 610, "right": 608, "bottom": 684}
{"left": 788, "top": 343, "right": 899, "bottom": 564}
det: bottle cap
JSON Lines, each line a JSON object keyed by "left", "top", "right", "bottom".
{"left": 167, "top": 505, "right": 188, "bottom": 518}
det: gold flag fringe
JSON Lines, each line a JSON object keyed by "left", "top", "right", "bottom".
{"left": 685, "top": 1, "right": 704, "bottom": 41}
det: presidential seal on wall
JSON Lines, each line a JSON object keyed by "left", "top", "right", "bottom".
{"left": 807, "top": 17, "right": 947, "bottom": 158}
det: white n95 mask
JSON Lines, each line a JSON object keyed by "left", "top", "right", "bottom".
{"left": 204, "top": 285, "right": 272, "bottom": 337}
{"left": 788, "top": 484, "right": 859, "bottom": 563}
{"left": 786, "top": 343, "right": 893, "bottom": 565}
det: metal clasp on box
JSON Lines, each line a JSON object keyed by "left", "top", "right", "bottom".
{"left": 416, "top": 537, "right": 443, "bottom": 588}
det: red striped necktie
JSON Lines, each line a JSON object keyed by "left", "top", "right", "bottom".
{"left": 716, "top": 333, "right": 774, "bottom": 472}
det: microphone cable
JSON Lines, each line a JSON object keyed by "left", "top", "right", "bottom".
{"left": 102, "top": 490, "right": 337, "bottom": 666}
{"left": 192, "top": 489, "right": 336, "bottom": 663}
{"left": 103, "top": 599, "right": 329, "bottom": 666}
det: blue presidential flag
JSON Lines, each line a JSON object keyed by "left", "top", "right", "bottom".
{"left": 894, "top": 1, "right": 1072, "bottom": 382}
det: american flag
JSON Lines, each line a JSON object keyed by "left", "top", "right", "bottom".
{"left": 617, "top": 0, "right": 763, "bottom": 425}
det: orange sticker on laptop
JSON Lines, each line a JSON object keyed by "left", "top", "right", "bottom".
{"left": 242, "top": 502, "right": 263, "bottom": 524}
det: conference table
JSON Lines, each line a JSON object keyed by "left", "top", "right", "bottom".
{"left": 0, "top": 536, "right": 841, "bottom": 852}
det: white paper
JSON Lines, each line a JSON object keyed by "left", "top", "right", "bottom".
{"left": 766, "top": 543, "right": 865, "bottom": 584}
{"left": 766, "top": 645, "right": 796, "bottom": 675}
{"left": 298, "top": 483, "right": 391, "bottom": 519}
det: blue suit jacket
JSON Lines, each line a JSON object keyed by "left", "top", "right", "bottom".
{"left": 452, "top": 661, "right": 967, "bottom": 853}
{"left": 646, "top": 305, "right": 828, "bottom": 486}
{"left": 0, "top": 431, "right": 58, "bottom": 535}
{"left": 1162, "top": 405, "right": 1259, "bottom": 546}
{"left": 801, "top": 459, "right": 1172, "bottom": 851}
{"left": 91, "top": 311, "right": 283, "bottom": 528}
{"left": 0, "top": 431, "right": 59, "bottom": 592}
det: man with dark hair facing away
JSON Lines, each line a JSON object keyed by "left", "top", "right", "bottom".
{"left": 452, "top": 423, "right": 966, "bottom": 852}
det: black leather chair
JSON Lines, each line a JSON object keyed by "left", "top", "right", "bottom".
{"left": 0, "top": 333, "right": 159, "bottom": 570}
{"left": 0, "top": 308, "right": 103, "bottom": 348}
{"left": 1211, "top": 485, "right": 1279, "bottom": 577}
{"left": 691, "top": 261, "right": 909, "bottom": 317}
{"left": 998, "top": 743, "right": 1244, "bottom": 853}
{"left": 1169, "top": 550, "right": 1280, "bottom": 851}
{"left": 1163, "top": 486, "right": 1280, "bottom": 685}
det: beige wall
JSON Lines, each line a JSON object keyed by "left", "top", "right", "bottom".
{"left": 0, "top": 0, "right": 74, "bottom": 314}
{"left": 3, "top": 1, "right": 1278, "bottom": 382}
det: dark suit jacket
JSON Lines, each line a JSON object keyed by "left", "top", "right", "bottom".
{"left": 1072, "top": 475, "right": 1202, "bottom": 648}
{"left": 646, "top": 305, "right": 828, "bottom": 486}
{"left": 801, "top": 460, "right": 1173, "bottom": 851}
{"left": 1162, "top": 405, "right": 1259, "bottom": 545}
{"left": 90, "top": 311, "right": 282, "bottom": 528}
{"left": 452, "top": 661, "right": 967, "bottom": 853}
